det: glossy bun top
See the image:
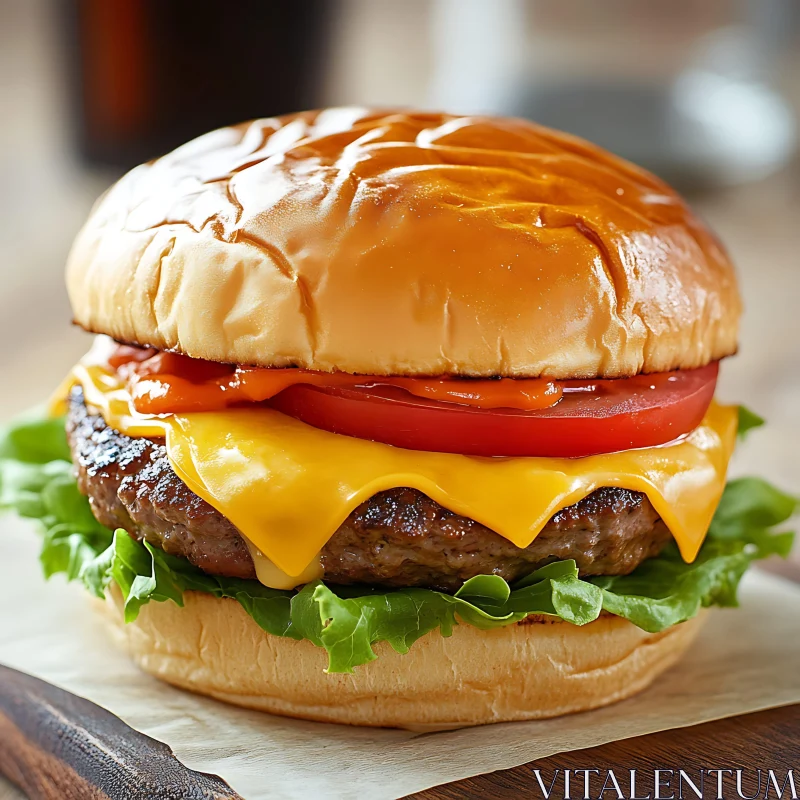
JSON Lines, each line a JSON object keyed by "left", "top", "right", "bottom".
{"left": 67, "top": 108, "right": 740, "bottom": 377}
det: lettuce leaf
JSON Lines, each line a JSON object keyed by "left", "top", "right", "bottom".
{"left": 0, "top": 413, "right": 795, "bottom": 673}
{"left": 737, "top": 405, "right": 766, "bottom": 440}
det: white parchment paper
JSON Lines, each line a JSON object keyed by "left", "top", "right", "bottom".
{"left": 1, "top": 516, "right": 799, "bottom": 800}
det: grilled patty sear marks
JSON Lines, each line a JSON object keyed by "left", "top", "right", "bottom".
{"left": 67, "top": 386, "right": 672, "bottom": 591}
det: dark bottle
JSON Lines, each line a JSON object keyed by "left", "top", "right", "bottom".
{"left": 62, "top": 0, "right": 330, "bottom": 170}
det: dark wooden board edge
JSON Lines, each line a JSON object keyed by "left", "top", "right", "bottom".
{"left": 0, "top": 664, "right": 243, "bottom": 800}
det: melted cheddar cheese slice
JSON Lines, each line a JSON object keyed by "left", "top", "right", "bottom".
{"left": 70, "top": 350, "right": 738, "bottom": 589}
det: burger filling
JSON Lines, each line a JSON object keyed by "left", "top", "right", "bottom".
{"left": 0, "top": 338, "right": 793, "bottom": 673}
{"left": 68, "top": 386, "right": 671, "bottom": 591}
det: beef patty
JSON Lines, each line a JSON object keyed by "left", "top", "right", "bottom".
{"left": 66, "top": 386, "right": 672, "bottom": 591}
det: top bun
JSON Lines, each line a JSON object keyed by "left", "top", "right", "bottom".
{"left": 67, "top": 108, "right": 740, "bottom": 378}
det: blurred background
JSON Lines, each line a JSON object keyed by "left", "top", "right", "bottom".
{"left": 0, "top": 0, "right": 798, "bottom": 499}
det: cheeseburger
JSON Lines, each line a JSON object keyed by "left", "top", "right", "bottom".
{"left": 2, "top": 108, "right": 794, "bottom": 729}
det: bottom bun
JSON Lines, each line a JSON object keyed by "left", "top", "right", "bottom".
{"left": 102, "top": 587, "right": 704, "bottom": 730}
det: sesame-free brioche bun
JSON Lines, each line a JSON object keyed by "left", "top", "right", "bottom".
{"left": 103, "top": 587, "right": 704, "bottom": 730}
{"left": 67, "top": 108, "right": 740, "bottom": 379}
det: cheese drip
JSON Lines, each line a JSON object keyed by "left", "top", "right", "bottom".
{"left": 71, "top": 354, "right": 738, "bottom": 588}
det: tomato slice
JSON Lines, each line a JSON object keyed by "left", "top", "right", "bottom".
{"left": 269, "top": 364, "right": 719, "bottom": 458}
{"left": 102, "top": 340, "right": 719, "bottom": 458}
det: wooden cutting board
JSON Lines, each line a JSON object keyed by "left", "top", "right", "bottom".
{"left": 408, "top": 704, "right": 800, "bottom": 799}
{"left": 0, "top": 665, "right": 241, "bottom": 800}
